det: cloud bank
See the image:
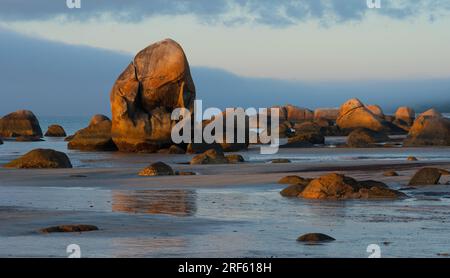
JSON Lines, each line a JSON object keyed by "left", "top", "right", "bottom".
{"left": 0, "top": 0, "right": 449, "bottom": 26}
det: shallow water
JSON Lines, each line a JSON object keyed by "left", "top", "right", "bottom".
{"left": 0, "top": 184, "right": 450, "bottom": 257}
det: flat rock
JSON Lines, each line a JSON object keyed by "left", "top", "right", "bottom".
{"left": 39, "top": 224, "right": 98, "bottom": 233}
{"left": 297, "top": 233, "right": 335, "bottom": 243}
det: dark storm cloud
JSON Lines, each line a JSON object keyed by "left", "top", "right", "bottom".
{"left": 0, "top": 0, "right": 448, "bottom": 26}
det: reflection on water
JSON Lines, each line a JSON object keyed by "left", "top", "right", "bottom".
{"left": 112, "top": 190, "right": 197, "bottom": 216}
{"left": 111, "top": 237, "right": 187, "bottom": 257}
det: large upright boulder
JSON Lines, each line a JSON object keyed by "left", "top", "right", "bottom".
{"left": 404, "top": 109, "right": 450, "bottom": 146}
{"left": 336, "top": 98, "right": 387, "bottom": 132}
{"left": 110, "top": 39, "right": 196, "bottom": 152}
{"left": 0, "top": 110, "right": 42, "bottom": 138}
{"left": 68, "top": 115, "right": 117, "bottom": 151}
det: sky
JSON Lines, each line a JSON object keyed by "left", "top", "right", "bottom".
{"left": 0, "top": 0, "right": 450, "bottom": 116}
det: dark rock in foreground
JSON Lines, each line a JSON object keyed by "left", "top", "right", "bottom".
{"left": 39, "top": 224, "right": 98, "bottom": 233}
{"left": 0, "top": 137, "right": 3, "bottom": 145}
{"left": 4, "top": 149, "right": 72, "bottom": 169}
{"left": 0, "top": 110, "right": 43, "bottom": 138}
{"left": 138, "top": 162, "right": 174, "bottom": 176}
{"left": 297, "top": 233, "right": 335, "bottom": 243}
{"left": 68, "top": 115, "right": 117, "bottom": 151}
{"left": 45, "top": 124, "right": 67, "bottom": 137}
{"left": 295, "top": 173, "right": 406, "bottom": 200}
{"left": 408, "top": 168, "right": 446, "bottom": 186}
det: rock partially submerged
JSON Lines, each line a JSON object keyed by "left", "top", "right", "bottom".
{"left": 281, "top": 132, "right": 325, "bottom": 148}
{"left": 0, "top": 110, "right": 43, "bottom": 138}
{"left": 292, "top": 173, "right": 405, "bottom": 200}
{"left": 408, "top": 168, "right": 448, "bottom": 186}
{"left": 346, "top": 128, "right": 389, "bottom": 148}
{"left": 68, "top": 115, "right": 117, "bottom": 151}
{"left": 110, "top": 39, "right": 196, "bottom": 152}
{"left": 297, "top": 233, "right": 335, "bottom": 243}
{"left": 45, "top": 124, "right": 67, "bottom": 137}
{"left": 138, "top": 162, "right": 174, "bottom": 176}
{"left": 4, "top": 149, "right": 72, "bottom": 169}
{"left": 271, "top": 159, "right": 291, "bottom": 164}
{"left": 39, "top": 224, "right": 98, "bottom": 233}
{"left": 280, "top": 184, "right": 308, "bottom": 197}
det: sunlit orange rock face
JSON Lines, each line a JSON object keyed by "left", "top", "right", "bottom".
{"left": 404, "top": 109, "right": 450, "bottom": 146}
{"left": 336, "top": 98, "right": 387, "bottom": 132}
{"left": 110, "top": 39, "right": 196, "bottom": 152}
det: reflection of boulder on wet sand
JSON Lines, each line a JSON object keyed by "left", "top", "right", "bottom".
{"left": 112, "top": 190, "right": 196, "bottom": 216}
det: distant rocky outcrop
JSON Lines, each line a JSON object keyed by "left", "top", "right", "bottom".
{"left": 314, "top": 108, "right": 339, "bottom": 122}
{"left": 4, "top": 149, "right": 72, "bottom": 169}
{"left": 293, "top": 173, "right": 406, "bottom": 200}
{"left": 346, "top": 128, "right": 389, "bottom": 148}
{"left": 45, "top": 124, "right": 67, "bottom": 137}
{"left": 110, "top": 39, "right": 196, "bottom": 152}
{"left": 337, "top": 98, "right": 387, "bottom": 132}
{"left": 68, "top": 115, "right": 117, "bottom": 151}
{"left": 0, "top": 110, "right": 42, "bottom": 138}
{"left": 403, "top": 109, "right": 450, "bottom": 146}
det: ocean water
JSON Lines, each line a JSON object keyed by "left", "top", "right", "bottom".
{"left": 1, "top": 115, "right": 450, "bottom": 168}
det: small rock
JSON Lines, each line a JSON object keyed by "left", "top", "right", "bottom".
{"left": 297, "top": 233, "right": 335, "bottom": 243}
{"left": 383, "top": 171, "right": 399, "bottom": 177}
{"left": 39, "top": 224, "right": 98, "bottom": 233}
{"left": 138, "top": 162, "right": 174, "bottom": 176}
{"left": 409, "top": 168, "right": 442, "bottom": 186}
{"left": 4, "top": 149, "right": 72, "bottom": 169}
{"left": 190, "top": 149, "right": 228, "bottom": 165}
{"left": 271, "top": 159, "right": 291, "bottom": 164}
{"left": 407, "top": 156, "right": 418, "bottom": 161}
{"left": 176, "top": 171, "right": 196, "bottom": 176}
{"left": 45, "top": 124, "right": 67, "bottom": 137}
{"left": 226, "top": 154, "right": 245, "bottom": 163}
{"left": 346, "top": 128, "right": 389, "bottom": 148}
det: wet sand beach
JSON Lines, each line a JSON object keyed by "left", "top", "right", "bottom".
{"left": 1, "top": 146, "right": 450, "bottom": 258}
